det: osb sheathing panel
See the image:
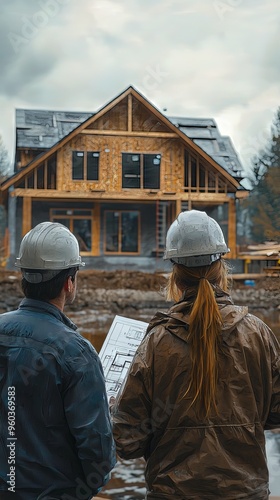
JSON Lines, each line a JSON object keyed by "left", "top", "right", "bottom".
{"left": 57, "top": 134, "right": 184, "bottom": 194}
{"left": 88, "top": 97, "right": 128, "bottom": 131}
{"left": 132, "top": 96, "right": 171, "bottom": 133}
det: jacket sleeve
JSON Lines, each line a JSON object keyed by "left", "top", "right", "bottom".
{"left": 264, "top": 330, "right": 280, "bottom": 430}
{"left": 63, "top": 343, "right": 116, "bottom": 495}
{"left": 111, "top": 333, "right": 154, "bottom": 460}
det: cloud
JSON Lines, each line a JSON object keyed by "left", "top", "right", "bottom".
{"left": 0, "top": 0, "right": 279, "bottom": 173}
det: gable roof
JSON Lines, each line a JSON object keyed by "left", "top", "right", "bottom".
{"left": 3, "top": 85, "right": 244, "bottom": 191}
{"left": 16, "top": 102, "right": 244, "bottom": 180}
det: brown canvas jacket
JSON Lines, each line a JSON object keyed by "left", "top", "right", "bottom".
{"left": 111, "top": 293, "right": 280, "bottom": 499}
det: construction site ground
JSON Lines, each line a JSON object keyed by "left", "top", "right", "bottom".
{"left": 0, "top": 269, "right": 279, "bottom": 499}
{"left": 1, "top": 269, "right": 279, "bottom": 345}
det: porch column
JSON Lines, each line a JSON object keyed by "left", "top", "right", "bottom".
{"left": 176, "top": 199, "right": 182, "bottom": 216}
{"left": 22, "top": 197, "right": 32, "bottom": 236}
{"left": 92, "top": 203, "right": 100, "bottom": 256}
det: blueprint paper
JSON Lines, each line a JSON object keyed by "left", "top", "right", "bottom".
{"left": 99, "top": 315, "right": 148, "bottom": 399}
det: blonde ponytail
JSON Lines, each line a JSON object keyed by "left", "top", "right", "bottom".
{"left": 166, "top": 259, "right": 230, "bottom": 418}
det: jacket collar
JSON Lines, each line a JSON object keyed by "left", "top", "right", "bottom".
{"left": 146, "top": 292, "right": 248, "bottom": 344}
{"left": 19, "top": 298, "right": 78, "bottom": 331}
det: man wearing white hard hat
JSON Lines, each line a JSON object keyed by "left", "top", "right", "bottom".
{"left": 0, "top": 222, "right": 116, "bottom": 499}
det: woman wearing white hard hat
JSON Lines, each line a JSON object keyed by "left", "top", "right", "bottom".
{"left": 111, "top": 210, "right": 280, "bottom": 500}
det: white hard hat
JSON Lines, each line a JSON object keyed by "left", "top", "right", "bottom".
{"left": 163, "top": 210, "right": 229, "bottom": 267}
{"left": 15, "top": 222, "right": 85, "bottom": 283}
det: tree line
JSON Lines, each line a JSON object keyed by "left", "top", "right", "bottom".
{"left": 243, "top": 107, "right": 280, "bottom": 243}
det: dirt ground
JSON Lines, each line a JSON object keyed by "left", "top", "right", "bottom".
{"left": 0, "top": 269, "right": 279, "bottom": 314}
{"left": 0, "top": 269, "right": 167, "bottom": 313}
{"left": 75, "top": 269, "right": 168, "bottom": 291}
{"left": 0, "top": 269, "right": 166, "bottom": 291}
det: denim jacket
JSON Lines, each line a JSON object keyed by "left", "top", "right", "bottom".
{"left": 0, "top": 298, "right": 116, "bottom": 499}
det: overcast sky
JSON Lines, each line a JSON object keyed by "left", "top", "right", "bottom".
{"left": 0, "top": 0, "right": 279, "bottom": 181}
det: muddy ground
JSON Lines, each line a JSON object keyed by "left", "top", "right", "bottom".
{"left": 0, "top": 269, "right": 279, "bottom": 314}
{"left": 0, "top": 270, "right": 168, "bottom": 313}
{"left": 0, "top": 269, "right": 280, "bottom": 499}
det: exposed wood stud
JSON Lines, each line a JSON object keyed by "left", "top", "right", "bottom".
{"left": 228, "top": 197, "right": 236, "bottom": 259}
{"left": 34, "top": 168, "right": 38, "bottom": 189}
{"left": 128, "top": 94, "right": 132, "bottom": 132}
{"left": 196, "top": 156, "right": 199, "bottom": 192}
{"left": 81, "top": 130, "right": 178, "bottom": 138}
{"left": 44, "top": 160, "right": 48, "bottom": 189}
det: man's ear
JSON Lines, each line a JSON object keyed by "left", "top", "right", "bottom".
{"left": 64, "top": 277, "right": 71, "bottom": 292}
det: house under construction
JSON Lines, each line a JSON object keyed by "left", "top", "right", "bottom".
{"left": 1, "top": 85, "right": 255, "bottom": 272}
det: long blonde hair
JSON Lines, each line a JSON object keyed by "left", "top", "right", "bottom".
{"left": 166, "top": 259, "right": 230, "bottom": 418}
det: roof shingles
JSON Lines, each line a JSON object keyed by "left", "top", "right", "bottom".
{"left": 15, "top": 109, "right": 244, "bottom": 179}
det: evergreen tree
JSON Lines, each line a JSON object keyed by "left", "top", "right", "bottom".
{"left": 245, "top": 107, "right": 280, "bottom": 242}
{"left": 0, "top": 135, "right": 10, "bottom": 181}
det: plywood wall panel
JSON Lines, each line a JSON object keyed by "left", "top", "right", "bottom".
{"left": 57, "top": 134, "right": 186, "bottom": 195}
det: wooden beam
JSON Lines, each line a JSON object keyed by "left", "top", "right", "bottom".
{"left": 13, "top": 189, "right": 175, "bottom": 200}
{"left": 12, "top": 189, "right": 233, "bottom": 204}
{"left": 176, "top": 199, "right": 182, "bottom": 215}
{"left": 80, "top": 130, "right": 178, "bottom": 138}
{"left": 188, "top": 154, "right": 191, "bottom": 189}
{"left": 92, "top": 203, "right": 100, "bottom": 256}
{"left": 12, "top": 189, "right": 232, "bottom": 203}
{"left": 181, "top": 193, "right": 230, "bottom": 202}
{"left": 228, "top": 197, "right": 236, "bottom": 258}
{"left": 44, "top": 160, "right": 48, "bottom": 189}
{"left": 22, "top": 197, "right": 32, "bottom": 236}
{"left": 235, "top": 190, "right": 249, "bottom": 199}
{"left": 128, "top": 93, "right": 132, "bottom": 132}
{"left": 237, "top": 254, "right": 280, "bottom": 261}
{"left": 231, "top": 273, "right": 266, "bottom": 279}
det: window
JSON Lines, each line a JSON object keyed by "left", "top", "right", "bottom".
{"left": 122, "top": 153, "right": 160, "bottom": 189}
{"left": 72, "top": 151, "right": 99, "bottom": 180}
{"left": 105, "top": 211, "right": 140, "bottom": 253}
{"left": 50, "top": 209, "right": 93, "bottom": 253}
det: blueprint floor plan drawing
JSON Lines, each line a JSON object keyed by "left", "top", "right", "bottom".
{"left": 99, "top": 315, "right": 148, "bottom": 399}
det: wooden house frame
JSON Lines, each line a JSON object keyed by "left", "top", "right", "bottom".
{"left": 0, "top": 86, "right": 248, "bottom": 271}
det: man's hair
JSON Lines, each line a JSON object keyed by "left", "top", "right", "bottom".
{"left": 21, "top": 267, "right": 78, "bottom": 301}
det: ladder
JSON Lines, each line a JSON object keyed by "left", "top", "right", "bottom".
{"left": 156, "top": 201, "right": 169, "bottom": 258}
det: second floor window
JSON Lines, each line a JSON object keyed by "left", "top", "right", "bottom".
{"left": 72, "top": 151, "right": 99, "bottom": 180}
{"left": 122, "top": 153, "right": 161, "bottom": 189}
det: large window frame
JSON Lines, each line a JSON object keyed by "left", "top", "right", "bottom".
{"left": 104, "top": 210, "right": 140, "bottom": 254}
{"left": 50, "top": 208, "right": 93, "bottom": 254}
{"left": 122, "top": 153, "right": 161, "bottom": 189}
{"left": 72, "top": 151, "right": 100, "bottom": 181}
